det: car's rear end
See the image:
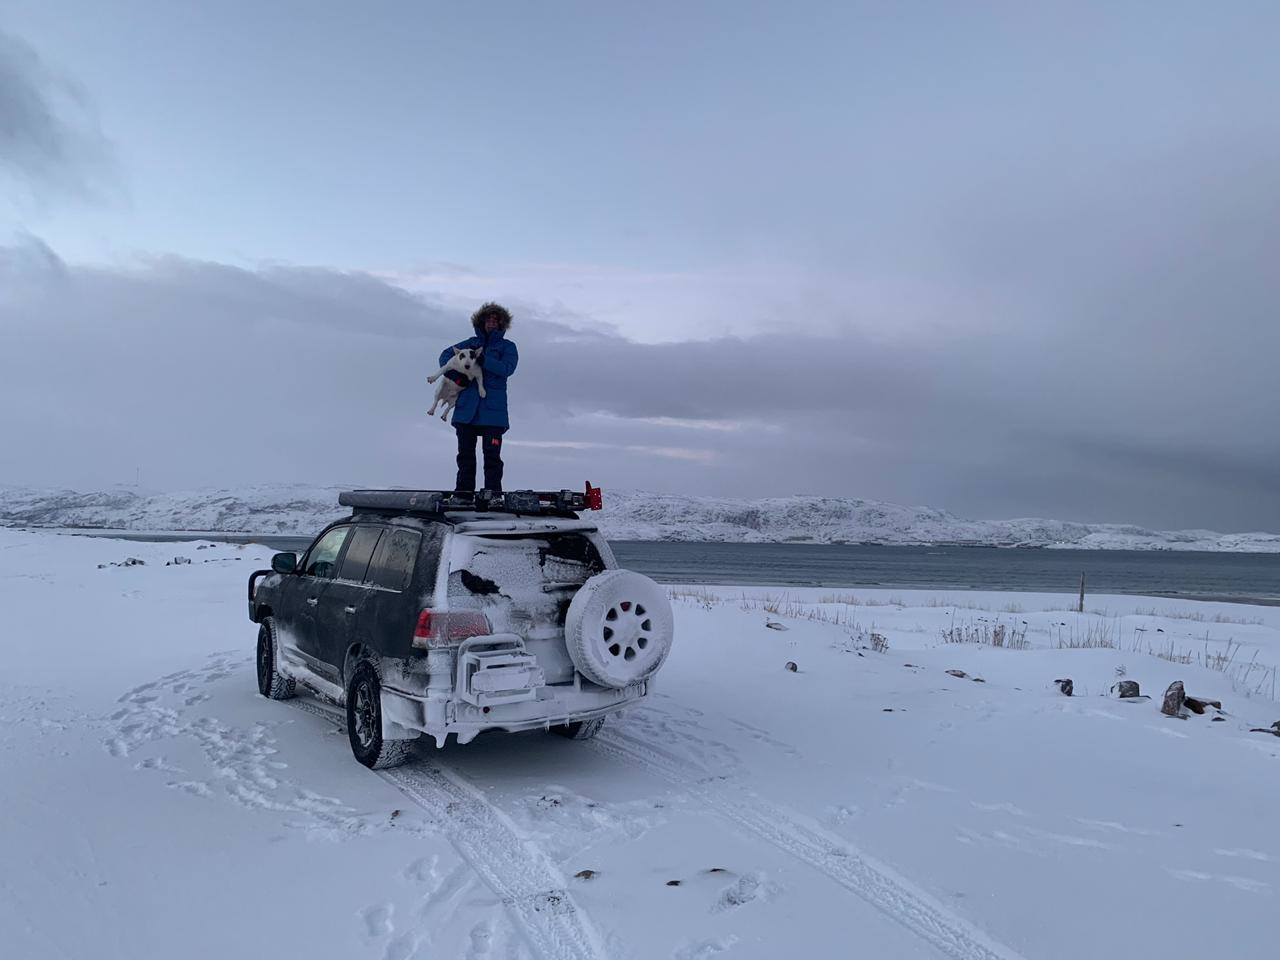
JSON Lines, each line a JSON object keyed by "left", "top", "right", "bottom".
{"left": 379, "top": 514, "right": 673, "bottom": 746}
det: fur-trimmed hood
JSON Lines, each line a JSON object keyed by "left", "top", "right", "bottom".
{"left": 470, "top": 302, "right": 513, "bottom": 335}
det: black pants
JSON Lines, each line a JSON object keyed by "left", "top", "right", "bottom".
{"left": 455, "top": 425, "right": 506, "bottom": 492}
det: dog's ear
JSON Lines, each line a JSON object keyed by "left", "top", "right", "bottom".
{"left": 451, "top": 346, "right": 461, "bottom": 355}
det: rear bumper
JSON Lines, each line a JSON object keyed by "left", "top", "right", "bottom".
{"left": 380, "top": 677, "right": 647, "bottom": 746}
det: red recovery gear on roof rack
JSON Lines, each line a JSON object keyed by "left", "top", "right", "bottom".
{"left": 585, "top": 481, "right": 603, "bottom": 511}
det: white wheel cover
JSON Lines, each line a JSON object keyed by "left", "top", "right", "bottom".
{"left": 565, "top": 570, "right": 674, "bottom": 688}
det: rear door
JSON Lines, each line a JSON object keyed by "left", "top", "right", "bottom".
{"left": 360, "top": 526, "right": 429, "bottom": 659}
{"left": 445, "top": 531, "right": 607, "bottom": 683}
{"left": 313, "top": 523, "right": 385, "bottom": 679}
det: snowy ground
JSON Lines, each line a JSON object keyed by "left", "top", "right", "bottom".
{"left": 2, "top": 528, "right": 1278, "bottom": 960}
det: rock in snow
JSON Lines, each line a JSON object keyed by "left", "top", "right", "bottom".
{"left": 1184, "top": 696, "right": 1223, "bottom": 715}
{"left": 1112, "top": 680, "right": 1142, "bottom": 698}
{"left": 1161, "top": 681, "right": 1187, "bottom": 717}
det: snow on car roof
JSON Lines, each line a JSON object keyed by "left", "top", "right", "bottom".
{"left": 449, "top": 517, "right": 600, "bottom": 536}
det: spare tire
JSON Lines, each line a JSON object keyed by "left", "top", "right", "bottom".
{"left": 565, "top": 570, "right": 674, "bottom": 688}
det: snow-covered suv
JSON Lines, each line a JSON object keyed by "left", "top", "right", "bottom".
{"left": 247, "top": 488, "right": 674, "bottom": 768}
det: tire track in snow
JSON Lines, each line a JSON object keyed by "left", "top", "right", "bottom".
{"left": 288, "top": 698, "right": 609, "bottom": 960}
{"left": 592, "top": 727, "right": 1026, "bottom": 960}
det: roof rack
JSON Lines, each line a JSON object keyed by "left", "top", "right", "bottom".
{"left": 338, "top": 482, "right": 603, "bottom": 518}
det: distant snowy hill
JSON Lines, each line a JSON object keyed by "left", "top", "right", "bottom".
{"left": 1, "top": 484, "right": 1278, "bottom": 551}
{"left": 597, "top": 491, "right": 1280, "bottom": 551}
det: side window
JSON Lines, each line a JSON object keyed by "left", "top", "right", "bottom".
{"left": 339, "top": 526, "right": 383, "bottom": 582}
{"left": 366, "top": 528, "right": 422, "bottom": 591}
{"left": 416, "top": 527, "right": 443, "bottom": 590}
{"left": 303, "top": 526, "right": 350, "bottom": 579}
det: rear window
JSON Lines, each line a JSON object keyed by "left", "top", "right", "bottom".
{"left": 448, "top": 533, "right": 605, "bottom": 598}
{"left": 366, "top": 528, "right": 421, "bottom": 591}
{"left": 339, "top": 525, "right": 383, "bottom": 582}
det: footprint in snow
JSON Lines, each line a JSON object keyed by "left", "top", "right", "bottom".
{"left": 359, "top": 903, "right": 394, "bottom": 939}
{"left": 825, "top": 804, "right": 862, "bottom": 826}
{"left": 673, "top": 936, "right": 740, "bottom": 959}
{"left": 415, "top": 863, "right": 473, "bottom": 924}
{"left": 713, "top": 872, "right": 765, "bottom": 912}
{"left": 465, "top": 920, "right": 492, "bottom": 959}
{"left": 167, "top": 781, "right": 214, "bottom": 798}
{"left": 382, "top": 932, "right": 419, "bottom": 960}
{"left": 404, "top": 855, "right": 440, "bottom": 884}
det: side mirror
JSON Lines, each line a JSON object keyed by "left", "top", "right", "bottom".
{"left": 271, "top": 552, "right": 297, "bottom": 574}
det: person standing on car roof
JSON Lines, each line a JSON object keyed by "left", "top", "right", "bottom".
{"left": 439, "top": 302, "right": 518, "bottom": 494}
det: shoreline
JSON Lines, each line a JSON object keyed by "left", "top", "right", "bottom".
{"left": 9, "top": 524, "right": 1280, "bottom": 555}
{"left": 8, "top": 527, "right": 1279, "bottom": 607}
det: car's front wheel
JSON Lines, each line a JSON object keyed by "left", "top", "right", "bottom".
{"left": 346, "top": 661, "right": 415, "bottom": 769}
{"left": 256, "top": 619, "right": 295, "bottom": 700}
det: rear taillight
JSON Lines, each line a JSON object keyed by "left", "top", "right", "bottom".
{"left": 585, "top": 481, "right": 603, "bottom": 511}
{"left": 412, "top": 609, "right": 492, "bottom": 650}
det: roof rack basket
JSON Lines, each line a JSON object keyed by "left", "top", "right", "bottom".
{"left": 338, "top": 482, "right": 603, "bottom": 517}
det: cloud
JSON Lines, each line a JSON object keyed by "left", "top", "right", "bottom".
{"left": 0, "top": 30, "right": 112, "bottom": 198}
{"left": 506, "top": 440, "right": 716, "bottom": 463}
{"left": 1, "top": 219, "right": 1278, "bottom": 532}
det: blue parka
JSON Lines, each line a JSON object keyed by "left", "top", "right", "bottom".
{"left": 438, "top": 329, "right": 518, "bottom": 429}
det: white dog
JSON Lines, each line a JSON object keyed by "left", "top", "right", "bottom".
{"left": 427, "top": 347, "right": 486, "bottom": 420}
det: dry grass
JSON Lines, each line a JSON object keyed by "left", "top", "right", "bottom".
{"left": 671, "top": 588, "right": 1278, "bottom": 701}
{"left": 834, "top": 623, "right": 891, "bottom": 655}
{"left": 1231, "top": 656, "right": 1278, "bottom": 700}
{"left": 1052, "top": 617, "right": 1118, "bottom": 649}
{"left": 1135, "top": 633, "right": 1277, "bottom": 699}
{"left": 667, "top": 586, "right": 721, "bottom": 609}
{"left": 941, "top": 617, "right": 1030, "bottom": 649}
{"left": 813, "top": 593, "right": 907, "bottom": 608}
{"left": 1130, "top": 607, "right": 1264, "bottom": 626}
{"left": 739, "top": 595, "right": 860, "bottom": 627}
{"left": 924, "top": 597, "right": 990, "bottom": 610}
{"left": 1046, "top": 606, "right": 1113, "bottom": 618}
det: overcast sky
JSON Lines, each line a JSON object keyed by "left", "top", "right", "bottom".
{"left": 2, "top": 2, "right": 1278, "bottom": 531}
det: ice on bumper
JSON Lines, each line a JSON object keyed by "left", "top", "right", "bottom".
{"left": 455, "top": 635, "right": 545, "bottom": 707}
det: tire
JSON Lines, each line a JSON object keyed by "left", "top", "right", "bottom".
{"left": 256, "top": 619, "right": 296, "bottom": 701}
{"left": 553, "top": 717, "right": 607, "bottom": 740}
{"left": 346, "top": 661, "right": 415, "bottom": 769}
{"left": 565, "top": 570, "right": 674, "bottom": 689}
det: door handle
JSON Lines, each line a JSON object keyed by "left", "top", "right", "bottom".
{"left": 306, "top": 598, "right": 318, "bottom": 606}
{"left": 344, "top": 606, "right": 357, "bottom": 615}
